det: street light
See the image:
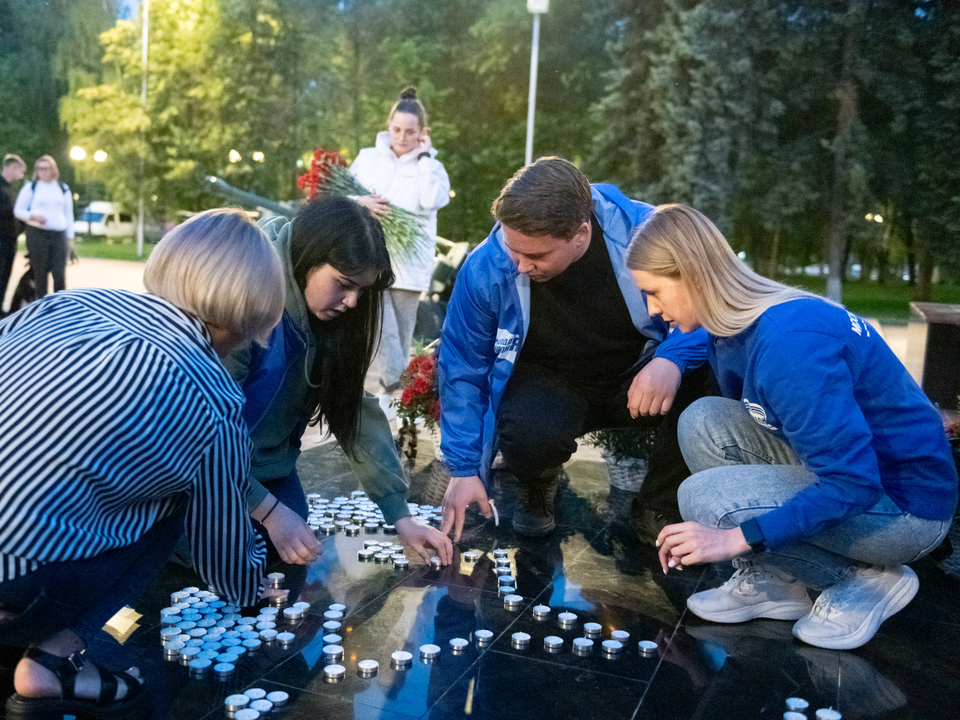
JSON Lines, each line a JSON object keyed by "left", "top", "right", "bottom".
{"left": 525, "top": 0, "right": 549, "bottom": 167}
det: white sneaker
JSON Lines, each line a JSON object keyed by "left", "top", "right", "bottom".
{"left": 792, "top": 564, "right": 919, "bottom": 650}
{"left": 687, "top": 557, "right": 813, "bottom": 623}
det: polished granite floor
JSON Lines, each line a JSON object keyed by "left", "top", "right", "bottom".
{"left": 22, "top": 435, "right": 960, "bottom": 720}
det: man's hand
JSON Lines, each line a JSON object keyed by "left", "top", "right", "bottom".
{"left": 256, "top": 498, "right": 322, "bottom": 565}
{"left": 395, "top": 516, "right": 453, "bottom": 565}
{"left": 628, "top": 357, "right": 681, "bottom": 417}
{"left": 440, "top": 475, "right": 491, "bottom": 542}
{"left": 355, "top": 194, "right": 390, "bottom": 218}
{"left": 656, "top": 522, "right": 750, "bottom": 574}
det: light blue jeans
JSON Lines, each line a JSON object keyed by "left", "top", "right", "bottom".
{"left": 677, "top": 397, "right": 950, "bottom": 590}
{"left": 369, "top": 288, "right": 421, "bottom": 390}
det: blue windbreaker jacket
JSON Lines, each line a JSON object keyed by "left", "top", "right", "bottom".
{"left": 437, "top": 184, "right": 708, "bottom": 486}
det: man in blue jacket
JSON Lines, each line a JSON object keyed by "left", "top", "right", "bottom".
{"left": 437, "top": 157, "right": 711, "bottom": 543}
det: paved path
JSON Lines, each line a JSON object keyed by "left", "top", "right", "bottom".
{"left": 2, "top": 250, "right": 146, "bottom": 311}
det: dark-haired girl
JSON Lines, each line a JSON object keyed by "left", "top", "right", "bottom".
{"left": 228, "top": 196, "right": 452, "bottom": 566}
{"left": 350, "top": 87, "right": 450, "bottom": 392}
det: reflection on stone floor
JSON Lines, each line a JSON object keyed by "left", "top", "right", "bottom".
{"left": 21, "top": 436, "right": 959, "bottom": 720}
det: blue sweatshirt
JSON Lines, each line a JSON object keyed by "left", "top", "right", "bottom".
{"left": 710, "top": 298, "right": 958, "bottom": 549}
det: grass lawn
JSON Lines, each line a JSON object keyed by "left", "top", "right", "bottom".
{"left": 779, "top": 276, "right": 960, "bottom": 326}
{"left": 71, "top": 237, "right": 153, "bottom": 262}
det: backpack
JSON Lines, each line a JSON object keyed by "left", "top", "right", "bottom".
{"left": 26, "top": 180, "right": 70, "bottom": 213}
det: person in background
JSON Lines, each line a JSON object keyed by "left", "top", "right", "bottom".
{"left": 12, "top": 155, "right": 74, "bottom": 299}
{"left": 0, "top": 209, "right": 283, "bottom": 720}
{"left": 0, "top": 154, "right": 26, "bottom": 315}
{"left": 629, "top": 203, "right": 957, "bottom": 650}
{"left": 226, "top": 197, "right": 452, "bottom": 570}
{"left": 351, "top": 87, "right": 450, "bottom": 394}
{"left": 437, "top": 157, "right": 711, "bottom": 542}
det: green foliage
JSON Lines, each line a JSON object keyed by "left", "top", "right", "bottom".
{"left": 588, "top": 427, "right": 658, "bottom": 463}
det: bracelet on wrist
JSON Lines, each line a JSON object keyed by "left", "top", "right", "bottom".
{"left": 259, "top": 497, "right": 281, "bottom": 524}
{"left": 417, "top": 152, "right": 430, "bottom": 161}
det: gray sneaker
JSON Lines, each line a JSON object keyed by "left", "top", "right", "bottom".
{"left": 512, "top": 481, "right": 559, "bottom": 537}
{"left": 792, "top": 564, "right": 918, "bottom": 650}
{"left": 687, "top": 557, "right": 813, "bottom": 623}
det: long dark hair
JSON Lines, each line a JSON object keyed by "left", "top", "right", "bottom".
{"left": 289, "top": 196, "right": 394, "bottom": 456}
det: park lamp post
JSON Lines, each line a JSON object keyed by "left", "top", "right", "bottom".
{"left": 137, "top": 0, "right": 150, "bottom": 261}
{"left": 525, "top": 0, "right": 548, "bottom": 167}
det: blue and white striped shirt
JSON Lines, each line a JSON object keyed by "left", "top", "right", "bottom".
{"left": 0, "top": 289, "right": 266, "bottom": 605}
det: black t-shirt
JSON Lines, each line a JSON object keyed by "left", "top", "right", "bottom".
{"left": 518, "top": 214, "right": 648, "bottom": 385}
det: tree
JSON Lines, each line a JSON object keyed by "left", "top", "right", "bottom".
{"left": 62, "top": 0, "right": 306, "bottom": 218}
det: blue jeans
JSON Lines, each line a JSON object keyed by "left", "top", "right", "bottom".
{"left": 0, "top": 511, "right": 185, "bottom": 648}
{"left": 677, "top": 397, "right": 950, "bottom": 590}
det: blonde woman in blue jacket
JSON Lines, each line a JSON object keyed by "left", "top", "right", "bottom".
{"left": 628, "top": 204, "right": 957, "bottom": 650}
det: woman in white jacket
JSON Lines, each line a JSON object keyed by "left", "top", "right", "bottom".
{"left": 351, "top": 87, "right": 450, "bottom": 391}
{"left": 13, "top": 155, "right": 74, "bottom": 299}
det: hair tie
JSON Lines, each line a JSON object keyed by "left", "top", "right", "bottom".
{"left": 260, "top": 496, "right": 281, "bottom": 524}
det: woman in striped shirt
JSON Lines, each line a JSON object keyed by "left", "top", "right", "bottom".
{"left": 0, "top": 209, "right": 284, "bottom": 720}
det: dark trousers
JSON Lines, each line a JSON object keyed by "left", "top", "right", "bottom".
{"left": 25, "top": 226, "right": 67, "bottom": 299}
{"left": 0, "top": 512, "right": 185, "bottom": 649}
{"left": 0, "top": 235, "right": 15, "bottom": 310}
{"left": 497, "top": 361, "right": 717, "bottom": 515}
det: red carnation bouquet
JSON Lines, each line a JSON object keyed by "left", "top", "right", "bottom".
{"left": 393, "top": 341, "right": 440, "bottom": 464}
{"left": 298, "top": 148, "right": 429, "bottom": 261}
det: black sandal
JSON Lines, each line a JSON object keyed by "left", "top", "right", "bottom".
{"left": 4, "top": 648, "right": 146, "bottom": 720}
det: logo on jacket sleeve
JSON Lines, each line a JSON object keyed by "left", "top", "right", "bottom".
{"left": 742, "top": 398, "right": 778, "bottom": 431}
{"left": 494, "top": 329, "right": 520, "bottom": 362}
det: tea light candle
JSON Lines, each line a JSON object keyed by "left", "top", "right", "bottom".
{"left": 449, "top": 637, "right": 469, "bottom": 653}
{"left": 543, "top": 636, "right": 564, "bottom": 652}
{"left": 323, "top": 664, "right": 345, "bottom": 681}
{"left": 224, "top": 694, "right": 250, "bottom": 712}
{"left": 611, "top": 630, "right": 630, "bottom": 643}
{"left": 473, "top": 629, "right": 494, "bottom": 645}
{"left": 323, "top": 620, "right": 342, "bottom": 632}
{"left": 601, "top": 640, "right": 623, "bottom": 655}
{"left": 276, "top": 632, "right": 295, "bottom": 646}
{"left": 815, "top": 710, "right": 841, "bottom": 720}
{"left": 557, "top": 612, "right": 577, "bottom": 627}
{"left": 420, "top": 644, "right": 441, "bottom": 660}
{"left": 638, "top": 640, "right": 658, "bottom": 655}
{"left": 786, "top": 699, "right": 810, "bottom": 712}
{"left": 266, "top": 691, "right": 289, "bottom": 707}
{"left": 214, "top": 662, "right": 235, "bottom": 677}
{"left": 583, "top": 622, "right": 602, "bottom": 638}
{"left": 463, "top": 551, "right": 479, "bottom": 562}
{"left": 357, "top": 659, "right": 379, "bottom": 677}
{"left": 504, "top": 594, "right": 523, "bottom": 610}
{"left": 572, "top": 637, "right": 593, "bottom": 656}
{"left": 510, "top": 632, "right": 530, "bottom": 649}
{"left": 533, "top": 605, "right": 552, "bottom": 620}
{"left": 391, "top": 650, "right": 413, "bottom": 668}
{"left": 323, "top": 644, "right": 344, "bottom": 659}
{"left": 322, "top": 633, "right": 342, "bottom": 644}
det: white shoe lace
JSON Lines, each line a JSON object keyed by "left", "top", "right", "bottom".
{"left": 810, "top": 566, "right": 877, "bottom": 621}
{"left": 721, "top": 557, "right": 765, "bottom": 595}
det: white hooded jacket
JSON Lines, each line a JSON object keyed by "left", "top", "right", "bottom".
{"left": 349, "top": 131, "right": 450, "bottom": 291}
